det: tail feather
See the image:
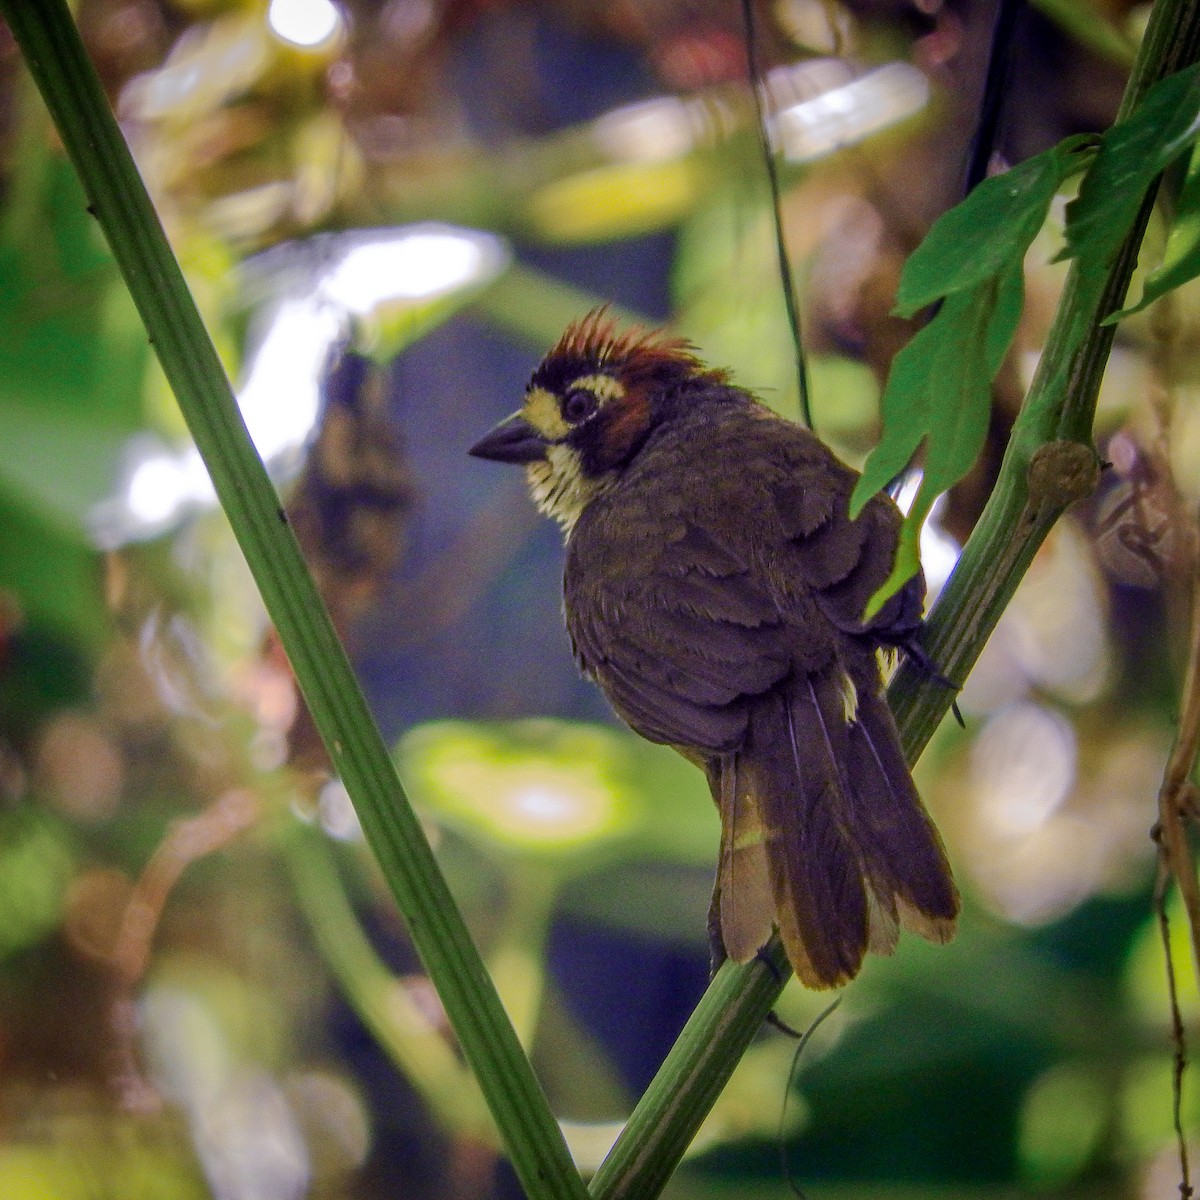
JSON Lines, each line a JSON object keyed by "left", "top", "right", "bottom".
{"left": 713, "top": 756, "right": 775, "bottom": 963}
{"left": 713, "top": 664, "right": 958, "bottom": 989}
{"left": 749, "top": 671, "right": 869, "bottom": 987}
{"left": 845, "top": 689, "right": 959, "bottom": 942}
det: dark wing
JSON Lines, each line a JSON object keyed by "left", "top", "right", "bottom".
{"left": 565, "top": 517, "right": 795, "bottom": 752}
{"left": 768, "top": 450, "right": 924, "bottom": 642}
{"left": 562, "top": 407, "right": 918, "bottom": 752}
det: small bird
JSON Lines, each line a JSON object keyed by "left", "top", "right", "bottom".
{"left": 469, "top": 309, "right": 958, "bottom": 988}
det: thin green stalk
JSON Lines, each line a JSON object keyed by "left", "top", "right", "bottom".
{"left": 590, "top": 0, "right": 1200, "bottom": 1195}
{"left": 486, "top": 865, "right": 560, "bottom": 1051}
{"left": 280, "top": 823, "right": 494, "bottom": 1143}
{"left": 0, "top": 4, "right": 587, "bottom": 1196}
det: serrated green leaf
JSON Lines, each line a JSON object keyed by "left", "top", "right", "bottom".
{"left": 854, "top": 263, "right": 1023, "bottom": 607}
{"left": 854, "top": 265, "right": 1012, "bottom": 513}
{"left": 857, "top": 136, "right": 1079, "bottom": 605}
{"left": 1063, "top": 61, "right": 1200, "bottom": 272}
{"left": 983, "top": 255, "right": 1027, "bottom": 375}
{"left": 927, "top": 261, "right": 1022, "bottom": 481}
{"left": 895, "top": 138, "right": 1092, "bottom": 317}
{"left": 1109, "top": 143, "right": 1200, "bottom": 319}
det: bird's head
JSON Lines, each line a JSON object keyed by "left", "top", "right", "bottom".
{"left": 469, "top": 308, "right": 728, "bottom": 532}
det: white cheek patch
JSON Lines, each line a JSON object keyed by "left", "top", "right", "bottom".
{"left": 525, "top": 444, "right": 609, "bottom": 534}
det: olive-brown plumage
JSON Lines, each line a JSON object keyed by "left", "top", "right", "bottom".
{"left": 470, "top": 310, "right": 958, "bottom": 988}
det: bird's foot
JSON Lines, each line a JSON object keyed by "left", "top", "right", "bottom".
{"left": 896, "top": 634, "right": 965, "bottom": 728}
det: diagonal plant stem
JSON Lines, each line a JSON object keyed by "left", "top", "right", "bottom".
{"left": 0, "top": 4, "right": 588, "bottom": 1197}
{"left": 589, "top": 0, "right": 1200, "bottom": 1195}
{"left": 1153, "top": 551, "right": 1200, "bottom": 1199}
{"left": 740, "top": 0, "right": 812, "bottom": 430}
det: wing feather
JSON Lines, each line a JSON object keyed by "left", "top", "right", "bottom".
{"left": 843, "top": 690, "right": 959, "bottom": 940}
{"left": 566, "top": 515, "right": 796, "bottom": 752}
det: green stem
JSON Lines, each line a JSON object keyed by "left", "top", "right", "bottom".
{"left": 0, "top": 4, "right": 587, "bottom": 1196}
{"left": 590, "top": 0, "right": 1200, "bottom": 1195}
{"left": 587, "top": 941, "right": 789, "bottom": 1198}
{"left": 891, "top": 0, "right": 1200, "bottom": 755}
{"left": 487, "top": 864, "right": 560, "bottom": 1051}
{"left": 280, "top": 822, "right": 494, "bottom": 1143}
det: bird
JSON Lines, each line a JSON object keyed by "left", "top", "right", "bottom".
{"left": 469, "top": 308, "right": 958, "bottom": 988}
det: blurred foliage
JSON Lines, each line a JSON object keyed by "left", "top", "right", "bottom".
{"left": 0, "top": 0, "right": 1198, "bottom": 1197}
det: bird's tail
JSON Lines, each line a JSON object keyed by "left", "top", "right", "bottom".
{"left": 714, "top": 664, "right": 958, "bottom": 989}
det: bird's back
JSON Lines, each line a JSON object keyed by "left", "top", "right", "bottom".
{"left": 564, "top": 393, "right": 915, "bottom": 690}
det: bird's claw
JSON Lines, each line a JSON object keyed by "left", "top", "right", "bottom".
{"left": 897, "top": 635, "right": 966, "bottom": 728}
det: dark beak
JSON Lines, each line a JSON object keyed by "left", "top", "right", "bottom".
{"left": 468, "top": 413, "right": 548, "bottom": 464}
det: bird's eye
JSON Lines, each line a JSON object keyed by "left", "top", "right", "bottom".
{"left": 562, "top": 389, "right": 598, "bottom": 424}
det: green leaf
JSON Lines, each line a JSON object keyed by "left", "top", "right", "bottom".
{"left": 895, "top": 138, "right": 1092, "bottom": 316}
{"left": 984, "top": 256, "right": 1027, "bottom": 376}
{"left": 1062, "top": 61, "right": 1200, "bottom": 272}
{"left": 863, "top": 500, "right": 926, "bottom": 622}
{"left": 853, "top": 264, "right": 1018, "bottom": 510}
{"left": 854, "top": 262, "right": 1024, "bottom": 610}
{"left": 1110, "top": 143, "right": 1200, "bottom": 318}
{"left": 854, "top": 137, "right": 1085, "bottom": 608}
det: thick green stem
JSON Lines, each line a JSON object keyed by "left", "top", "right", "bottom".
{"left": 0, "top": 4, "right": 587, "bottom": 1196}
{"left": 590, "top": 1, "right": 1200, "bottom": 1196}
{"left": 588, "top": 941, "right": 789, "bottom": 1198}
